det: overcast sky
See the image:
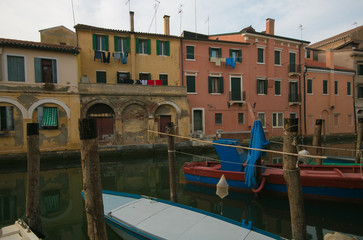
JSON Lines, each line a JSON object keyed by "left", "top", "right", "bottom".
{"left": 0, "top": 0, "right": 362, "bottom": 45}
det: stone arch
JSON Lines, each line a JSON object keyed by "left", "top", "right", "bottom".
{"left": 86, "top": 103, "right": 116, "bottom": 142}
{"left": 0, "top": 97, "right": 28, "bottom": 119}
{"left": 120, "top": 100, "right": 150, "bottom": 118}
{"left": 81, "top": 99, "right": 117, "bottom": 119}
{"left": 153, "top": 101, "right": 181, "bottom": 138}
{"left": 150, "top": 100, "right": 181, "bottom": 118}
{"left": 29, "top": 98, "right": 70, "bottom": 119}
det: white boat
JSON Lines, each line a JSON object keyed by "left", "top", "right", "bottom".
{"left": 101, "top": 190, "right": 285, "bottom": 240}
{"left": 0, "top": 219, "right": 40, "bottom": 240}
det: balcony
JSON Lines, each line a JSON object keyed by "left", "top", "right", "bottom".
{"left": 288, "top": 94, "right": 301, "bottom": 105}
{"left": 288, "top": 64, "right": 302, "bottom": 76}
{"left": 229, "top": 91, "right": 246, "bottom": 106}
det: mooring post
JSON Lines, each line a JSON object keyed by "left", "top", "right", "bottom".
{"left": 283, "top": 118, "right": 306, "bottom": 240}
{"left": 79, "top": 119, "right": 108, "bottom": 240}
{"left": 26, "top": 123, "right": 42, "bottom": 235}
{"left": 166, "top": 122, "right": 177, "bottom": 202}
{"left": 313, "top": 119, "right": 323, "bottom": 165}
{"left": 355, "top": 118, "right": 363, "bottom": 164}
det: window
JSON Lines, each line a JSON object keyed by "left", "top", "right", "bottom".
{"left": 0, "top": 106, "right": 14, "bottom": 131}
{"left": 215, "top": 113, "right": 222, "bottom": 125}
{"left": 117, "top": 72, "right": 130, "bottom": 84}
{"left": 229, "top": 49, "right": 242, "bottom": 62}
{"left": 273, "top": 112, "right": 283, "bottom": 128}
{"left": 306, "top": 49, "right": 311, "bottom": 58}
{"left": 96, "top": 71, "right": 106, "bottom": 83}
{"left": 313, "top": 50, "right": 319, "bottom": 61}
{"left": 136, "top": 38, "right": 150, "bottom": 54}
{"left": 274, "top": 50, "right": 281, "bottom": 65}
{"left": 257, "top": 48, "right": 264, "bottom": 63}
{"left": 208, "top": 76, "right": 223, "bottom": 94}
{"left": 257, "top": 79, "right": 267, "bottom": 95}
{"left": 275, "top": 80, "right": 281, "bottom": 95}
{"left": 7, "top": 55, "right": 25, "bottom": 82}
{"left": 358, "top": 64, "right": 363, "bottom": 76}
{"left": 157, "top": 40, "right": 170, "bottom": 56}
{"left": 290, "top": 113, "right": 297, "bottom": 119}
{"left": 186, "top": 75, "right": 196, "bottom": 93}
{"left": 209, "top": 47, "right": 222, "bottom": 59}
{"left": 289, "top": 81, "right": 299, "bottom": 102}
{"left": 92, "top": 34, "right": 108, "bottom": 51}
{"left": 323, "top": 80, "right": 328, "bottom": 95}
{"left": 139, "top": 73, "right": 151, "bottom": 80}
{"left": 238, "top": 113, "right": 244, "bottom": 124}
{"left": 34, "top": 58, "right": 57, "bottom": 83}
{"left": 289, "top": 52, "right": 296, "bottom": 72}
{"left": 334, "top": 80, "right": 338, "bottom": 95}
{"left": 160, "top": 74, "right": 168, "bottom": 86}
{"left": 38, "top": 107, "right": 58, "bottom": 130}
{"left": 114, "top": 36, "right": 129, "bottom": 53}
{"left": 186, "top": 46, "right": 195, "bottom": 59}
{"left": 358, "top": 86, "right": 363, "bottom": 98}
{"left": 307, "top": 78, "right": 313, "bottom": 94}
{"left": 257, "top": 113, "right": 266, "bottom": 127}
{"left": 347, "top": 82, "right": 352, "bottom": 96}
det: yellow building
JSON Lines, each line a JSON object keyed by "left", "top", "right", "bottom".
{"left": 75, "top": 14, "right": 190, "bottom": 145}
{"left": 0, "top": 38, "right": 80, "bottom": 154}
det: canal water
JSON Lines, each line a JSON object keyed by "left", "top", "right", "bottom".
{"left": 0, "top": 141, "right": 362, "bottom": 240}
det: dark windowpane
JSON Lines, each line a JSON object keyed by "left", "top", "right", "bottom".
{"left": 307, "top": 79, "right": 313, "bottom": 94}
{"left": 323, "top": 80, "right": 328, "bottom": 94}
{"left": 274, "top": 51, "right": 280, "bottom": 65}
{"left": 160, "top": 74, "right": 168, "bottom": 85}
{"left": 347, "top": 82, "right": 351, "bottom": 95}
{"left": 186, "top": 46, "right": 194, "bottom": 59}
{"left": 358, "top": 64, "right": 363, "bottom": 76}
{"left": 187, "top": 76, "right": 196, "bottom": 93}
{"left": 257, "top": 48, "right": 264, "bottom": 63}
{"left": 275, "top": 81, "right": 281, "bottom": 95}
{"left": 97, "top": 71, "right": 106, "bottom": 83}
{"left": 238, "top": 113, "right": 244, "bottom": 124}
{"left": 215, "top": 113, "right": 222, "bottom": 125}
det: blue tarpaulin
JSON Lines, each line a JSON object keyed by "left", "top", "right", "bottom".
{"left": 245, "top": 120, "right": 269, "bottom": 188}
{"left": 213, "top": 139, "right": 247, "bottom": 171}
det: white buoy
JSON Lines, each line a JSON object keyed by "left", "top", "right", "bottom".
{"left": 216, "top": 174, "right": 229, "bottom": 199}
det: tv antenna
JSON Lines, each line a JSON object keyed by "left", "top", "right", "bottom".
{"left": 178, "top": 4, "right": 183, "bottom": 35}
{"left": 148, "top": 0, "right": 160, "bottom": 33}
{"left": 205, "top": 15, "right": 209, "bottom": 35}
{"left": 125, "top": 0, "right": 131, "bottom": 12}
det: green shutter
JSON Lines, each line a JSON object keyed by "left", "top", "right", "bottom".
{"left": 139, "top": 73, "right": 142, "bottom": 80}
{"left": 147, "top": 39, "right": 151, "bottom": 54}
{"left": 264, "top": 80, "right": 268, "bottom": 94}
{"left": 219, "top": 77, "right": 224, "bottom": 93}
{"left": 126, "top": 37, "right": 130, "bottom": 52}
{"left": 41, "top": 107, "right": 58, "bottom": 127}
{"left": 34, "top": 58, "right": 42, "bottom": 83}
{"left": 114, "top": 36, "right": 118, "bottom": 52}
{"left": 218, "top": 48, "right": 222, "bottom": 58}
{"left": 209, "top": 47, "right": 212, "bottom": 58}
{"left": 105, "top": 35, "right": 109, "bottom": 51}
{"left": 52, "top": 59, "right": 57, "bottom": 83}
{"left": 238, "top": 50, "right": 242, "bottom": 62}
{"left": 136, "top": 38, "right": 139, "bottom": 54}
{"left": 156, "top": 40, "right": 160, "bottom": 55}
{"left": 127, "top": 72, "right": 130, "bottom": 79}
{"left": 166, "top": 41, "right": 170, "bottom": 56}
{"left": 92, "top": 34, "right": 97, "bottom": 50}
{"left": 208, "top": 77, "right": 212, "bottom": 93}
{"left": 147, "top": 73, "right": 151, "bottom": 80}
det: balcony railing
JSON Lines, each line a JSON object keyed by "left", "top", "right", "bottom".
{"left": 288, "top": 64, "right": 302, "bottom": 75}
{"left": 229, "top": 91, "right": 246, "bottom": 103}
{"left": 288, "top": 94, "right": 301, "bottom": 104}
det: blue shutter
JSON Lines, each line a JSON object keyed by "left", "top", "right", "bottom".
{"left": 34, "top": 58, "right": 42, "bottom": 83}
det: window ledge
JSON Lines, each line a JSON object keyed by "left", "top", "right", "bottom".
{"left": 0, "top": 131, "right": 14, "bottom": 137}
{"left": 187, "top": 92, "right": 198, "bottom": 95}
{"left": 186, "top": 59, "right": 196, "bottom": 61}
{"left": 229, "top": 100, "right": 246, "bottom": 106}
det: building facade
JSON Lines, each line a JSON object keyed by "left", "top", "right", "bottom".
{"left": 75, "top": 14, "right": 190, "bottom": 145}
{"left": 0, "top": 38, "right": 80, "bottom": 154}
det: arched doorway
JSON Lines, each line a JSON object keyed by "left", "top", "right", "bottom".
{"left": 155, "top": 104, "right": 177, "bottom": 139}
{"left": 87, "top": 103, "right": 115, "bottom": 143}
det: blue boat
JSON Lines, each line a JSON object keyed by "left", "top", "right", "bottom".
{"left": 100, "top": 190, "right": 285, "bottom": 240}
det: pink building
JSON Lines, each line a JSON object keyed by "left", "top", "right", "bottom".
{"left": 182, "top": 19, "right": 310, "bottom": 139}
{"left": 303, "top": 51, "right": 355, "bottom": 135}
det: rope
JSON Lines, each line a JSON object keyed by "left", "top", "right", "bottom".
{"left": 148, "top": 130, "right": 328, "bottom": 160}
{"left": 269, "top": 140, "right": 358, "bottom": 153}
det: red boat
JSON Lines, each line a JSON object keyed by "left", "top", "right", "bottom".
{"left": 183, "top": 161, "right": 363, "bottom": 204}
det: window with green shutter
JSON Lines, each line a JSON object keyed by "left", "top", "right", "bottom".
{"left": 257, "top": 79, "right": 267, "bottom": 94}
{"left": 160, "top": 74, "right": 168, "bottom": 85}
{"left": 229, "top": 49, "right": 242, "bottom": 62}
{"left": 186, "top": 46, "right": 194, "bottom": 60}
{"left": 38, "top": 106, "right": 58, "bottom": 130}
{"left": 323, "top": 80, "right": 328, "bottom": 95}
{"left": 274, "top": 50, "right": 281, "bottom": 65}
{"left": 209, "top": 47, "right": 222, "bottom": 59}
{"left": 208, "top": 76, "right": 223, "bottom": 93}
{"left": 307, "top": 79, "right": 313, "bottom": 94}
{"left": 157, "top": 40, "right": 170, "bottom": 56}
{"left": 257, "top": 48, "right": 264, "bottom": 63}
{"left": 7, "top": 55, "right": 25, "bottom": 82}
{"left": 34, "top": 58, "right": 57, "bottom": 83}
{"left": 137, "top": 38, "right": 150, "bottom": 54}
{"left": 186, "top": 75, "right": 196, "bottom": 93}
{"left": 93, "top": 34, "right": 108, "bottom": 51}
{"left": 275, "top": 80, "right": 281, "bottom": 95}
{"left": 114, "top": 36, "right": 129, "bottom": 52}
{"left": 117, "top": 72, "right": 130, "bottom": 84}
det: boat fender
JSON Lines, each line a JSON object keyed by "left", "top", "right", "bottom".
{"left": 241, "top": 219, "right": 252, "bottom": 230}
{"left": 251, "top": 177, "right": 266, "bottom": 193}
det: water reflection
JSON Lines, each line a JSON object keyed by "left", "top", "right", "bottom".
{"left": 0, "top": 144, "right": 362, "bottom": 240}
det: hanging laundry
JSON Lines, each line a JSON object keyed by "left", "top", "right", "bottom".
{"left": 121, "top": 52, "right": 128, "bottom": 64}
{"left": 113, "top": 52, "right": 121, "bottom": 62}
{"left": 147, "top": 80, "right": 155, "bottom": 85}
{"left": 231, "top": 57, "right": 237, "bottom": 68}
{"left": 102, "top": 52, "right": 110, "bottom": 63}
{"left": 226, "top": 58, "right": 232, "bottom": 67}
{"left": 94, "top": 51, "right": 102, "bottom": 61}
{"left": 155, "top": 80, "right": 162, "bottom": 85}
{"left": 141, "top": 80, "right": 148, "bottom": 85}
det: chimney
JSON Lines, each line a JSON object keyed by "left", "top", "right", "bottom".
{"left": 266, "top": 18, "right": 275, "bottom": 35}
{"left": 130, "top": 11, "right": 134, "bottom": 32}
{"left": 326, "top": 50, "right": 335, "bottom": 69}
{"left": 164, "top": 15, "right": 170, "bottom": 35}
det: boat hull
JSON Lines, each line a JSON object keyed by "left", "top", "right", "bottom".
{"left": 183, "top": 161, "right": 363, "bottom": 204}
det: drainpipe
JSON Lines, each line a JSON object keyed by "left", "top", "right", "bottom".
{"left": 298, "top": 43, "right": 303, "bottom": 140}
{"left": 353, "top": 71, "right": 357, "bottom": 133}
{"left": 303, "top": 65, "right": 307, "bottom": 137}
{"left": 181, "top": 37, "right": 184, "bottom": 86}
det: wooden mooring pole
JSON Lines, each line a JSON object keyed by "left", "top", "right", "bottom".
{"left": 312, "top": 119, "right": 323, "bottom": 165}
{"left": 166, "top": 122, "right": 177, "bottom": 202}
{"left": 26, "top": 123, "right": 42, "bottom": 235}
{"left": 79, "top": 119, "right": 108, "bottom": 240}
{"left": 355, "top": 118, "right": 363, "bottom": 164}
{"left": 283, "top": 118, "right": 306, "bottom": 240}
